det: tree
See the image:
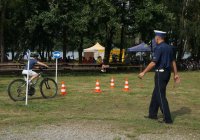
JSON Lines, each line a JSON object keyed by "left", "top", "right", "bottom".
{"left": 164, "top": 0, "right": 200, "bottom": 60}
{"left": 133, "top": 0, "right": 174, "bottom": 42}
{"left": 66, "top": 0, "right": 90, "bottom": 63}
{"left": 1, "top": 0, "right": 199, "bottom": 63}
{"left": 25, "top": 0, "right": 55, "bottom": 61}
{"left": 90, "top": 0, "right": 120, "bottom": 63}
{"left": 112, "top": 0, "right": 129, "bottom": 62}
{"left": 0, "top": 0, "right": 7, "bottom": 62}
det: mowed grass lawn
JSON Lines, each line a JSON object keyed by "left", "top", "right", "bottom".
{"left": 0, "top": 71, "right": 200, "bottom": 138}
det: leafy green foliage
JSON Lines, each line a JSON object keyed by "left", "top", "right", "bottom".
{"left": 0, "top": 0, "right": 200, "bottom": 62}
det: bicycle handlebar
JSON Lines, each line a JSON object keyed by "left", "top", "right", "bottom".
{"left": 39, "top": 66, "right": 48, "bottom": 71}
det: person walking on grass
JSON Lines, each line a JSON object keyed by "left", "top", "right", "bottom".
{"left": 138, "top": 30, "right": 180, "bottom": 124}
{"left": 22, "top": 53, "right": 49, "bottom": 83}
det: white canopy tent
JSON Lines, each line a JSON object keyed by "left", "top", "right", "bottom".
{"left": 83, "top": 42, "right": 105, "bottom": 59}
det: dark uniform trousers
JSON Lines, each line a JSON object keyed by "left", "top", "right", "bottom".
{"left": 149, "top": 70, "right": 172, "bottom": 122}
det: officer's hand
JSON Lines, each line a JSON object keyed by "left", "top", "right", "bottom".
{"left": 174, "top": 74, "right": 180, "bottom": 84}
{"left": 138, "top": 72, "right": 145, "bottom": 79}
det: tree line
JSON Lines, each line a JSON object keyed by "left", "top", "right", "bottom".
{"left": 0, "top": 0, "right": 199, "bottom": 63}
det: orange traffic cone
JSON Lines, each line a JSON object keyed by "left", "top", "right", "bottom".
{"left": 61, "top": 81, "right": 67, "bottom": 95}
{"left": 95, "top": 80, "right": 101, "bottom": 93}
{"left": 110, "top": 77, "right": 115, "bottom": 88}
{"left": 123, "top": 79, "right": 129, "bottom": 91}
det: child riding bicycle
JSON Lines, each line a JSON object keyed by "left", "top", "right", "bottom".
{"left": 22, "top": 53, "right": 49, "bottom": 83}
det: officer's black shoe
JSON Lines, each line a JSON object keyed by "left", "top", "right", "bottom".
{"left": 165, "top": 120, "right": 173, "bottom": 124}
{"left": 144, "top": 115, "right": 158, "bottom": 120}
{"left": 158, "top": 119, "right": 173, "bottom": 124}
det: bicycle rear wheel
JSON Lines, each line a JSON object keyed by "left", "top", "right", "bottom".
{"left": 40, "top": 78, "right": 58, "bottom": 98}
{"left": 8, "top": 79, "right": 26, "bottom": 101}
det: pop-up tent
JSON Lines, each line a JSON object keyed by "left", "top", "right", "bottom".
{"left": 127, "top": 42, "right": 152, "bottom": 65}
{"left": 127, "top": 42, "right": 151, "bottom": 52}
{"left": 84, "top": 42, "right": 105, "bottom": 59}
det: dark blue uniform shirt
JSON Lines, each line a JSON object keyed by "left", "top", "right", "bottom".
{"left": 152, "top": 42, "right": 174, "bottom": 71}
{"left": 24, "top": 59, "right": 38, "bottom": 70}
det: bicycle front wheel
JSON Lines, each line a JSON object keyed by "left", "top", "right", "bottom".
{"left": 40, "top": 78, "right": 58, "bottom": 98}
{"left": 8, "top": 79, "right": 26, "bottom": 101}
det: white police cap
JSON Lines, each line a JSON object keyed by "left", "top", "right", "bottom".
{"left": 154, "top": 30, "right": 166, "bottom": 38}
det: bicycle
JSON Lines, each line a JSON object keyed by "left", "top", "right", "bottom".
{"left": 7, "top": 67, "right": 58, "bottom": 101}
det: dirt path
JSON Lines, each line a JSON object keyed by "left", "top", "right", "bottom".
{"left": 0, "top": 120, "right": 128, "bottom": 140}
{"left": 136, "top": 132, "right": 200, "bottom": 140}
{"left": 0, "top": 121, "right": 199, "bottom": 140}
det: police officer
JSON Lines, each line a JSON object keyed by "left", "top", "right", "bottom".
{"left": 138, "top": 30, "right": 180, "bottom": 124}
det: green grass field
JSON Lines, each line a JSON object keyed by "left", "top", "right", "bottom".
{"left": 0, "top": 71, "right": 200, "bottom": 139}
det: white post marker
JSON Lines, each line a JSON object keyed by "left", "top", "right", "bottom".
{"left": 53, "top": 51, "right": 61, "bottom": 83}
{"left": 56, "top": 58, "right": 58, "bottom": 83}
{"left": 25, "top": 50, "right": 31, "bottom": 106}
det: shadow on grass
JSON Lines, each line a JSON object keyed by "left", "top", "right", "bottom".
{"left": 28, "top": 95, "right": 63, "bottom": 100}
{"left": 172, "top": 107, "right": 191, "bottom": 120}
{"left": 28, "top": 96, "right": 44, "bottom": 100}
